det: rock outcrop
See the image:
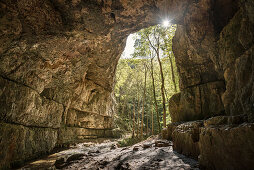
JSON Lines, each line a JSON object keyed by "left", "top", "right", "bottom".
{"left": 169, "top": 81, "right": 225, "bottom": 122}
{"left": 1, "top": 0, "right": 254, "bottom": 169}
{"left": 199, "top": 121, "right": 254, "bottom": 170}
{"left": 166, "top": 0, "right": 254, "bottom": 169}
{"left": 163, "top": 116, "right": 254, "bottom": 170}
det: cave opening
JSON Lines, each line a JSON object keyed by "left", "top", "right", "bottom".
{"left": 114, "top": 23, "right": 180, "bottom": 140}
{"left": 0, "top": 0, "right": 254, "bottom": 169}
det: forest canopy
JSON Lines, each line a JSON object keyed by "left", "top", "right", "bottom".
{"left": 114, "top": 24, "right": 179, "bottom": 138}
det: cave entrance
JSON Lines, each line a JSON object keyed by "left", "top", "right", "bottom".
{"left": 114, "top": 24, "right": 180, "bottom": 140}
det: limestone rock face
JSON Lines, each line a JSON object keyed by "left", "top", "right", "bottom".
{"left": 169, "top": 81, "right": 225, "bottom": 122}
{"left": 0, "top": 0, "right": 169, "bottom": 168}
{"left": 0, "top": 0, "right": 254, "bottom": 169}
{"left": 199, "top": 123, "right": 254, "bottom": 170}
{"left": 0, "top": 77, "right": 64, "bottom": 128}
{"left": 163, "top": 116, "right": 254, "bottom": 170}
{"left": 0, "top": 123, "right": 57, "bottom": 169}
{"left": 172, "top": 121, "right": 203, "bottom": 159}
{"left": 216, "top": 2, "right": 254, "bottom": 120}
{"left": 167, "top": 1, "right": 254, "bottom": 168}
{"left": 65, "top": 109, "right": 113, "bottom": 129}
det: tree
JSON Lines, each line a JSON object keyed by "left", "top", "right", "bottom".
{"left": 140, "top": 63, "right": 147, "bottom": 138}
{"left": 150, "top": 57, "right": 161, "bottom": 132}
{"left": 132, "top": 100, "right": 135, "bottom": 138}
{"left": 114, "top": 24, "right": 179, "bottom": 138}
{"left": 145, "top": 26, "right": 167, "bottom": 128}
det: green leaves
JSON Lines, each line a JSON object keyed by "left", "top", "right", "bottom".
{"left": 114, "top": 24, "right": 179, "bottom": 134}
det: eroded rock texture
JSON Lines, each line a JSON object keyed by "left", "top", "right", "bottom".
{"left": 0, "top": 0, "right": 160, "bottom": 168}
{"left": 166, "top": 0, "right": 254, "bottom": 169}
{"left": 0, "top": 0, "right": 254, "bottom": 169}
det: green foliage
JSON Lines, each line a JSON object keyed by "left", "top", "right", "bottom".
{"left": 118, "top": 137, "right": 146, "bottom": 147}
{"left": 114, "top": 24, "right": 179, "bottom": 136}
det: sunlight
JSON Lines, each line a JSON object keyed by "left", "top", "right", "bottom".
{"left": 162, "top": 20, "right": 170, "bottom": 27}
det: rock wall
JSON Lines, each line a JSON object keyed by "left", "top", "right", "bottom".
{"left": 166, "top": 0, "right": 254, "bottom": 169}
{"left": 164, "top": 116, "right": 254, "bottom": 170}
{"left": 0, "top": 0, "right": 159, "bottom": 168}
{"left": 0, "top": 0, "right": 254, "bottom": 169}
{"left": 216, "top": 1, "right": 254, "bottom": 121}
{"left": 170, "top": 0, "right": 254, "bottom": 123}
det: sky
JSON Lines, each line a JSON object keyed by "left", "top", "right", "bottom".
{"left": 121, "top": 33, "right": 136, "bottom": 58}
{"left": 121, "top": 21, "right": 170, "bottom": 59}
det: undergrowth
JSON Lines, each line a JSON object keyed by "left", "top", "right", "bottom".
{"left": 118, "top": 136, "right": 149, "bottom": 147}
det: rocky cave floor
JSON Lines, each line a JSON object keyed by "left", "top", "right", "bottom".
{"left": 19, "top": 136, "right": 199, "bottom": 170}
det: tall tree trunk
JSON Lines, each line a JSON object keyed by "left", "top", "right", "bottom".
{"left": 168, "top": 53, "right": 177, "bottom": 92}
{"left": 146, "top": 113, "right": 149, "bottom": 135}
{"left": 150, "top": 58, "right": 161, "bottom": 133}
{"left": 132, "top": 101, "right": 135, "bottom": 138}
{"left": 151, "top": 107, "right": 154, "bottom": 135}
{"left": 156, "top": 50, "right": 167, "bottom": 128}
{"left": 128, "top": 105, "right": 131, "bottom": 121}
{"left": 121, "top": 100, "right": 126, "bottom": 117}
{"left": 141, "top": 64, "right": 147, "bottom": 138}
{"left": 136, "top": 94, "right": 140, "bottom": 137}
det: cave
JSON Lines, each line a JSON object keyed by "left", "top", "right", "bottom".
{"left": 0, "top": 0, "right": 253, "bottom": 169}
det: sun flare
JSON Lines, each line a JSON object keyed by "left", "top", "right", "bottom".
{"left": 163, "top": 20, "right": 170, "bottom": 27}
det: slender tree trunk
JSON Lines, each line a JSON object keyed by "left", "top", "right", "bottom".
{"left": 132, "top": 102, "right": 135, "bottom": 138}
{"left": 156, "top": 50, "right": 167, "bottom": 128}
{"left": 151, "top": 107, "right": 154, "bottom": 135}
{"left": 136, "top": 94, "right": 140, "bottom": 138}
{"left": 141, "top": 64, "right": 147, "bottom": 138}
{"left": 150, "top": 58, "right": 161, "bottom": 132}
{"left": 128, "top": 105, "right": 131, "bottom": 121}
{"left": 122, "top": 102, "right": 125, "bottom": 117}
{"left": 169, "top": 53, "right": 177, "bottom": 92}
{"left": 146, "top": 113, "right": 149, "bottom": 135}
